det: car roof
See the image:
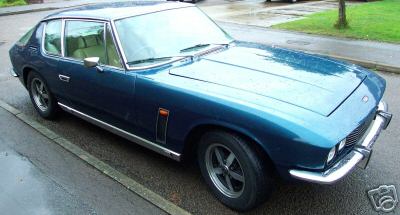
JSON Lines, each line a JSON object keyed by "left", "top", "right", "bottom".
{"left": 43, "top": 1, "right": 193, "bottom": 22}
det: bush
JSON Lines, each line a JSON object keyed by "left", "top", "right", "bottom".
{"left": 0, "top": 0, "right": 27, "bottom": 7}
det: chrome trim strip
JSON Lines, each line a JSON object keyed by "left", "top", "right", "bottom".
{"left": 41, "top": 21, "right": 46, "bottom": 54}
{"left": 110, "top": 20, "right": 129, "bottom": 70}
{"left": 61, "top": 19, "right": 65, "bottom": 57}
{"left": 289, "top": 101, "right": 392, "bottom": 184}
{"left": 58, "top": 102, "right": 181, "bottom": 161}
{"left": 43, "top": 16, "right": 109, "bottom": 22}
{"left": 105, "top": 23, "right": 125, "bottom": 70}
{"left": 126, "top": 57, "right": 189, "bottom": 71}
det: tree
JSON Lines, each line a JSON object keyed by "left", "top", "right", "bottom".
{"left": 335, "top": 0, "right": 348, "bottom": 29}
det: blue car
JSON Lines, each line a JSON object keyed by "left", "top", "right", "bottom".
{"left": 8, "top": 1, "right": 392, "bottom": 211}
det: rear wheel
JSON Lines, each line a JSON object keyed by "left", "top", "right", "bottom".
{"left": 197, "top": 131, "right": 274, "bottom": 211}
{"left": 28, "top": 71, "right": 58, "bottom": 119}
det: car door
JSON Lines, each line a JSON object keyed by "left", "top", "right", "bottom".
{"left": 58, "top": 20, "right": 135, "bottom": 130}
{"left": 36, "top": 19, "right": 71, "bottom": 105}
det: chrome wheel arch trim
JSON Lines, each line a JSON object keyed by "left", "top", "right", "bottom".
{"left": 58, "top": 102, "right": 181, "bottom": 161}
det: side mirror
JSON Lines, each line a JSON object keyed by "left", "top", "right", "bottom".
{"left": 83, "top": 57, "right": 100, "bottom": 68}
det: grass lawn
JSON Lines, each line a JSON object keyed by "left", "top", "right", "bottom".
{"left": 272, "top": 0, "right": 400, "bottom": 43}
{"left": 0, "top": 0, "right": 27, "bottom": 7}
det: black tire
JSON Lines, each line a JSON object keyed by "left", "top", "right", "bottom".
{"left": 197, "top": 130, "right": 274, "bottom": 211}
{"left": 27, "top": 71, "right": 58, "bottom": 119}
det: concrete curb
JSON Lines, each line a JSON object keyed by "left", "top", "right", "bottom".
{"left": 0, "top": 100, "right": 191, "bottom": 215}
{"left": 0, "top": 7, "right": 66, "bottom": 16}
{"left": 326, "top": 54, "right": 400, "bottom": 74}
{"left": 0, "top": 3, "right": 92, "bottom": 17}
{"left": 286, "top": 48, "right": 400, "bottom": 74}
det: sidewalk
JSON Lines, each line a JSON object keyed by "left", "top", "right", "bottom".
{"left": 0, "top": 107, "right": 165, "bottom": 215}
{"left": 219, "top": 22, "right": 400, "bottom": 73}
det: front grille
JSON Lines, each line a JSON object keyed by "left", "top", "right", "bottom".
{"left": 324, "top": 109, "right": 377, "bottom": 170}
{"left": 345, "top": 113, "right": 375, "bottom": 146}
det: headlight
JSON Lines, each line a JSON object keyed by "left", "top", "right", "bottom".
{"left": 338, "top": 139, "right": 346, "bottom": 151}
{"left": 327, "top": 147, "right": 336, "bottom": 163}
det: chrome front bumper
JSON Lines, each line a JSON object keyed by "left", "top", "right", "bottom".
{"left": 289, "top": 101, "right": 392, "bottom": 184}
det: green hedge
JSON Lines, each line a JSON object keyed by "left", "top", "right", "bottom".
{"left": 0, "top": 0, "right": 27, "bottom": 7}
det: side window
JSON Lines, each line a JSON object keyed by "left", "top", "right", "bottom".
{"left": 105, "top": 25, "right": 122, "bottom": 68}
{"left": 65, "top": 21, "right": 106, "bottom": 64}
{"left": 44, "top": 20, "right": 62, "bottom": 55}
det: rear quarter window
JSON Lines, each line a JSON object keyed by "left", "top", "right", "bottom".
{"left": 44, "top": 20, "right": 62, "bottom": 56}
{"left": 17, "top": 27, "right": 35, "bottom": 46}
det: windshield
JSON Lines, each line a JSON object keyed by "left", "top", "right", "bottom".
{"left": 114, "top": 7, "right": 233, "bottom": 66}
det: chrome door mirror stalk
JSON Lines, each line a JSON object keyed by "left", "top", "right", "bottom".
{"left": 95, "top": 65, "right": 104, "bottom": 73}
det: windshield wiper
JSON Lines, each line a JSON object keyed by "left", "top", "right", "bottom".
{"left": 180, "top": 44, "right": 211, "bottom": 53}
{"left": 127, "top": 57, "right": 173, "bottom": 65}
{"left": 180, "top": 43, "right": 232, "bottom": 53}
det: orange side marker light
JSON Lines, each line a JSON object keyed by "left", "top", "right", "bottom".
{"left": 159, "top": 108, "right": 169, "bottom": 117}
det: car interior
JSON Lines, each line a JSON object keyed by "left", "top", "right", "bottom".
{"left": 45, "top": 36, "right": 61, "bottom": 55}
{"left": 44, "top": 21, "right": 121, "bottom": 68}
{"left": 66, "top": 31, "right": 121, "bottom": 68}
{"left": 71, "top": 35, "right": 106, "bottom": 63}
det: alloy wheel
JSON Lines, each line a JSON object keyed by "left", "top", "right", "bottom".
{"left": 31, "top": 78, "right": 50, "bottom": 112}
{"left": 205, "top": 143, "right": 245, "bottom": 198}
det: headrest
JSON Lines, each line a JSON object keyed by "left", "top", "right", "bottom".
{"left": 76, "top": 35, "right": 101, "bottom": 49}
{"left": 77, "top": 37, "right": 86, "bottom": 49}
{"left": 85, "top": 35, "right": 100, "bottom": 47}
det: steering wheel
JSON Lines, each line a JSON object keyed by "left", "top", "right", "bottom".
{"left": 130, "top": 45, "right": 156, "bottom": 60}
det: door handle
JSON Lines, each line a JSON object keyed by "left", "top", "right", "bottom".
{"left": 58, "top": 74, "right": 70, "bottom": 82}
{"left": 28, "top": 46, "right": 38, "bottom": 55}
{"left": 28, "top": 46, "right": 38, "bottom": 52}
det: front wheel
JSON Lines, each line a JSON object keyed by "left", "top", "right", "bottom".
{"left": 197, "top": 131, "right": 274, "bottom": 211}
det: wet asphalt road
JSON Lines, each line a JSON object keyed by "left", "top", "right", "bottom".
{"left": 0, "top": 8, "right": 399, "bottom": 215}
{"left": 0, "top": 107, "right": 165, "bottom": 215}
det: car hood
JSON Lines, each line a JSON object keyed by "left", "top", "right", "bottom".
{"left": 169, "top": 45, "right": 366, "bottom": 116}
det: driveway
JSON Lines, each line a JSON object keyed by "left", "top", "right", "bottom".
{"left": 0, "top": 8, "right": 399, "bottom": 215}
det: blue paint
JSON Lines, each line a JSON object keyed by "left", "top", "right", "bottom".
{"left": 9, "top": 3, "right": 386, "bottom": 180}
